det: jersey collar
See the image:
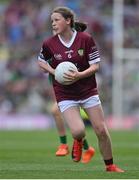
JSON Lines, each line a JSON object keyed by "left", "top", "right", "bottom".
{"left": 58, "top": 30, "right": 77, "bottom": 48}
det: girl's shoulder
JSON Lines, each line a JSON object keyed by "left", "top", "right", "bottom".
{"left": 77, "top": 31, "right": 93, "bottom": 40}
{"left": 43, "top": 35, "right": 58, "bottom": 45}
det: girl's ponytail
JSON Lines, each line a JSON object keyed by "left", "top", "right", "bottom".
{"left": 74, "top": 22, "right": 87, "bottom": 32}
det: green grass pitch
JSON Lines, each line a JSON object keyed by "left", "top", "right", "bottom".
{"left": 0, "top": 128, "right": 139, "bottom": 179}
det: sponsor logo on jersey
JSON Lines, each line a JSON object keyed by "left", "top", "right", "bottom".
{"left": 92, "top": 46, "right": 97, "bottom": 50}
{"left": 78, "top": 49, "right": 84, "bottom": 56}
{"left": 54, "top": 54, "right": 62, "bottom": 60}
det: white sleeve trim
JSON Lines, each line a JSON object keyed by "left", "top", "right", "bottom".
{"left": 38, "top": 56, "right": 48, "bottom": 64}
{"left": 89, "top": 57, "right": 101, "bottom": 65}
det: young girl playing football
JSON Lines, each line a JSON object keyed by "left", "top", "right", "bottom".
{"left": 44, "top": 27, "right": 95, "bottom": 163}
{"left": 38, "top": 6, "right": 124, "bottom": 172}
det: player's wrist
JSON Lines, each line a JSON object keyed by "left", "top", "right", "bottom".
{"left": 78, "top": 71, "right": 87, "bottom": 79}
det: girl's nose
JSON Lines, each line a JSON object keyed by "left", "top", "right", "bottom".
{"left": 52, "top": 21, "right": 56, "bottom": 26}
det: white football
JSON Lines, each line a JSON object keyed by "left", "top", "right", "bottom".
{"left": 55, "top": 61, "right": 78, "bottom": 85}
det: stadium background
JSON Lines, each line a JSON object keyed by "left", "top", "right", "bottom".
{"left": 0, "top": 0, "right": 139, "bottom": 178}
{"left": 0, "top": 0, "right": 139, "bottom": 130}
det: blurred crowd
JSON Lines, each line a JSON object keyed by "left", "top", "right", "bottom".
{"left": 0, "top": 0, "right": 139, "bottom": 116}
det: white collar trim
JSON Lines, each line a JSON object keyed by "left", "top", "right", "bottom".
{"left": 58, "top": 30, "right": 77, "bottom": 48}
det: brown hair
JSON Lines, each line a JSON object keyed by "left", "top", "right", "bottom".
{"left": 74, "top": 21, "right": 87, "bottom": 32}
{"left": 52, "top": 7, "right": 87, "bottom": 32}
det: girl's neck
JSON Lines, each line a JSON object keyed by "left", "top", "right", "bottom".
{"left": 59, "top": 29, "right": 74, "bottom": 43}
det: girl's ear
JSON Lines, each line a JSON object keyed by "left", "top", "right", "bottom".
{"left": 66, "top": 18, "right": 71, "bottom": 25}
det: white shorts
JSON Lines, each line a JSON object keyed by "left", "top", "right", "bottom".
{"left": 58, "top": 95, "right": 101, "bottom": 113}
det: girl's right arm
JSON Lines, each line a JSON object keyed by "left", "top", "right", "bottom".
{"left": 38, "top": 60, "right": 55, "bottom": 75}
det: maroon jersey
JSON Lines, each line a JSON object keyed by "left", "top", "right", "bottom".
{"left": 38, "top": 31, "right": 100, "bottom": 102}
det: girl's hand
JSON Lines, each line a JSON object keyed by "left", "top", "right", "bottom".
{"left": 63, "top": 70, "right": 81, "bottom": 82}
{"left": 62, "top": 63, "right": 100, "bottom": 84}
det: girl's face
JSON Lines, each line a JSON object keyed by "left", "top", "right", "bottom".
{"left": 51, "top": 12, "right": 71, "bottom": 35}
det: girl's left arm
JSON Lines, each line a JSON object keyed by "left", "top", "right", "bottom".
{"left": 64, "top": 63, "right": 100, "bottom": 81}
{"left": 77, "top": 62, "right": 100, "bottom": 79}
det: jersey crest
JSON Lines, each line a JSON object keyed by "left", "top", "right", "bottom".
{"left": 78, "top": 49, "right": 84, "bottom": 56}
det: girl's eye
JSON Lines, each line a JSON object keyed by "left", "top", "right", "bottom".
{"left": 51, "top": 18, "right": 61, "bottom": 24}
